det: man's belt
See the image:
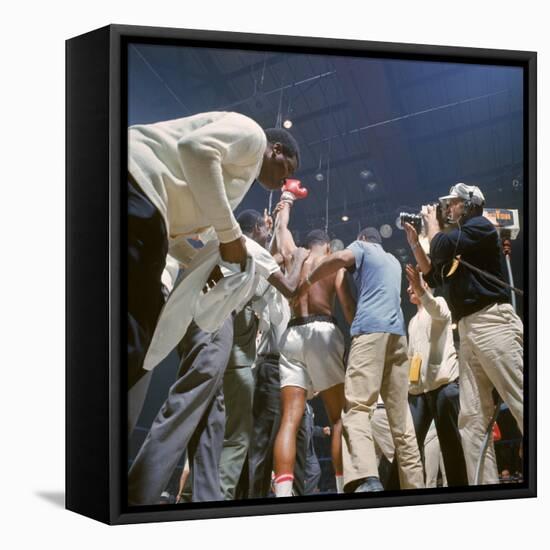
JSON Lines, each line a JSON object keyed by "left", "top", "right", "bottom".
{"left": 287, "top": 314, "right": 337, "bottom": 328}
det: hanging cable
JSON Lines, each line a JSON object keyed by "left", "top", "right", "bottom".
{"left": 260, "top": 53, "right": 267, "bottom": 92}
{"left": 267, "top": 75, "right": 286, "bottom": 216}
{"left": 276, "top": 87, "right": 284, "bottom": 129}
{"left": 308, "top": 90, "right": 507, "bottom": 146}
{"left": 325, "top": 136, "right": 333, "bottom": 234}
{"left": 131, "top": 45, "right": 191, "bottom": 114}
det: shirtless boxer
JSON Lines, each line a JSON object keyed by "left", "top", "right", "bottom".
{"left": 271, "top": 192, "right": 356, "bottom": 496}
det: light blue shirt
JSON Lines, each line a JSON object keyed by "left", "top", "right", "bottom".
{"left": 347, "top": 240, "right": 405, "bottom": 337}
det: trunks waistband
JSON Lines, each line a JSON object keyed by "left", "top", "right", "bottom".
{"left": 287, "top": 314, "right": 337, "bottom": 328}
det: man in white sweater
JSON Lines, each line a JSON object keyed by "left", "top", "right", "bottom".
{"left": 127, "top": 210, "right": 309, "bottom": 505}
{"left": 127, "top": 111, "right": 300, "bottom": 389}
{"left": 404, "top": 264, "right": 468, "bottom": 486}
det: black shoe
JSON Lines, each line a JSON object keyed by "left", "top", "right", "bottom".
{"left": 354, "top": 476, "right": 384, "bottom": 492}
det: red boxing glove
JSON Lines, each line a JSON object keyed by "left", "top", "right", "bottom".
{"left": 281, "top": 179, "right": 308, "bottom": 203}
{"left": 492, "top": 422, "right": 502, "bottom": 442}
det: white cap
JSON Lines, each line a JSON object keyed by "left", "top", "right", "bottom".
{"left": 439, "top": 183, "right": 485, "bottom": 206}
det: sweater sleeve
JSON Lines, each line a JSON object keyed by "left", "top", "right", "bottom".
{"left": 419, "top": 293, "right": 451, "bottom": 321}
{"left": 177, "top": 113, "right": 265, "bottom": 243}
{"left": 407, "top": 318, "right": 414, "bottom": 356}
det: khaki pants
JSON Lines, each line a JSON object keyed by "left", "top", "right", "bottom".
{"left": 372, "top": 407, "right": 395, "bottom": 463}
{"left": 342, "top": 333, "right": 424, "bottom": 490}
{"left": 424, "top": 424, "right": 447, "bottom": 488}
{"left": 458, "top": 303, "right": 523, "bottom": 485}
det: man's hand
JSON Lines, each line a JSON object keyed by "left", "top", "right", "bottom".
{"left": 291, "top": 246, "right": 310, "bottom": 264}
{"left": 422, "top": 204, "right": 440, "bottom": 241}
{"left": 219, "top": 237, "right": 247, "bottom": 269}
{"left": 203, "top": 265, "right": 224, "bottom": 293}
{"left": 405, "top": 264, "right": 425, "bottom": 297}
{"left": 273, "top": 200, "right": 290, "bottom": 218}
{"left": 322, "top": 426, "right": 331, "bottom": 437}
{"left": 263, "top": 208, "right": 274, "bottom": 234}
{"left": 404, "top": 222, "right": 420, "bottom": 250}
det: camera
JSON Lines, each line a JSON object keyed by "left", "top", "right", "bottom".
{"left": 399, "top": 212, "right": 423, "bottom": 234}
{"left": 400, "top": 203, "right": 446, "bottom": 235}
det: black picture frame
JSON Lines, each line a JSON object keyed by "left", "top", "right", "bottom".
{"left": 66, "top": 23, "right": 537, "bottom": 525}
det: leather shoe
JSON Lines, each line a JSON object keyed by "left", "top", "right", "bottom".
{"left": 354, "top": 476, "right": 384, "bottom": 492}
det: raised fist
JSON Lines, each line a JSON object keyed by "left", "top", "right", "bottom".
{"left": 281, "top": 179, "right": 308, "bottom": 204}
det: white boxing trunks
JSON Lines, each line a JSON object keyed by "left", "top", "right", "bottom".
{"left": 279, "top": 315, "right": 345, "bottom": 399}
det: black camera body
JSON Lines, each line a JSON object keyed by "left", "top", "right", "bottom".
{"left": 400, "top": 212, "right": 423, "bottom": 234}
{"left": 400, "top": 203, "right": 446, "bottom": 235}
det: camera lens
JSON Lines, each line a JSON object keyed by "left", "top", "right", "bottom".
{"left": 400, "top": 212, "right": 422, "bottom": 234}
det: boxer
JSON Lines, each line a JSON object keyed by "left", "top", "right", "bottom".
{"left": 271, "top": 189, "right": 356, "bottom": 496}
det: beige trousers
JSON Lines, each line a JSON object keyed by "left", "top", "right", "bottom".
{"left": 372, "top": 407, "right": 395, "bottom": 463}
{"left": 458, "top": 303, "right": 523, "bottom": 485}
{"left": 424, "top": 424, "right": 447, "bottom": 488}
{"left": 342, "top": 333, "right": 424, "bottom": 490}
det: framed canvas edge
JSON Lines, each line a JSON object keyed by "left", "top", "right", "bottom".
{"left": 101, "top": 24, "right": 537, "bottom": 525}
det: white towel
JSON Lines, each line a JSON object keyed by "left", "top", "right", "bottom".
{"left": 251, "top": 282, "right": 288, "bottom": 333}
{"left": 142, "top": 240, "right": 258, "bottom": 371}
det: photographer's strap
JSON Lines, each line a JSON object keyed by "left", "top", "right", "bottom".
{"left": 451, "top": 256, "right": 524, "bottom": 296}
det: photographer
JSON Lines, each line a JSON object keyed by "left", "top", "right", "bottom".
{"left": 404, "top": 183, "right": 523, "bottom": 485}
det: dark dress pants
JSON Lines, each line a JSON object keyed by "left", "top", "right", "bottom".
{"left": 248, "top": 356, "right": 307, "bottom": 497}
{"left": 128, "top": 319, "right": 233, "bottom": 505}
{"left": 127, "top": 178, "right": 168, "bottom": 390}
{"left": 408, "top": 380, "right": 468, "bottom": 487}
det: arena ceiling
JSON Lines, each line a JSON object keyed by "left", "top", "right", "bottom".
{"left": 127, "top": 41, "right": 525, "bottom": 300}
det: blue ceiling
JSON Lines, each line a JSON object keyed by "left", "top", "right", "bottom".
{"left": 127, "top": 42, "right": 525, "bottom": 315}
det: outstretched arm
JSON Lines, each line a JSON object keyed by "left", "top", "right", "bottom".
{"left": 335, "top": 268, "right": 356, "bottom": 325}
{"left": 296, "top": 249, "right": 355, "bottom": 297}
{"left": 404, "top": 222, "right": 432, "bottom": 276}
{"left": 273, "top": 200, "right": 297, "bottom": 258}
{"left": 268, "top": 247, "right": 309, "bottom": 299}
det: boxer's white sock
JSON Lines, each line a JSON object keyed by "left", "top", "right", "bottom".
{"left": 274, "top": 473, "right": 294, "bottom": 497}
{"left": 336, "top": 474, "right": 344, "bottom": 494}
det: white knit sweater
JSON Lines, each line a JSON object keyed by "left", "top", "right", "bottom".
{"left": 128, "top": 111, "right": 266, "bottom": 264}
{"left": 408, "top": 293, "right": 459, "bottom": 395}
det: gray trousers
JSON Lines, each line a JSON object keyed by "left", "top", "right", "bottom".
{"left": 128, "top": 369, "right": 153, "bottom": 436}
{"left": 219, "top": 364, "right": 255, "bottom": 500}
{"left": 128, "top": 318, "right": 233, "bottom": 505}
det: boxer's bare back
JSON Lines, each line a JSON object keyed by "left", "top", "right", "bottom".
{"left": 292, "top": 250, "right": 337, "bottom": 318}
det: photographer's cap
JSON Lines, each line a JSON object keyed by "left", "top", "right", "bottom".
{"left": 439, "top": 183, "right": 485, "bottom": 206}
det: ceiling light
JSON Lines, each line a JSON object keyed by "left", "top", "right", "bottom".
{"left": 360, "top": 169, "right": 373, "bottom": 180}
{"left": 283, "top": 119, "right": 293, "bottom": 129}
{"left": 341, "top": 215, "right": 349, "bottom": 222}
{"left": 367, "top": 181, "right": 377, "bottom": 191}
{"left": 380, "top": 224, "right": 392, "bottom": 239}
{"left": 315, "top": 172, "right": 325, "bottom": 182}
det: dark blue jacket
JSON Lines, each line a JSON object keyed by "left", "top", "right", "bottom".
{"left": 424, "top": 215, "right": 509, "bottom": 321}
